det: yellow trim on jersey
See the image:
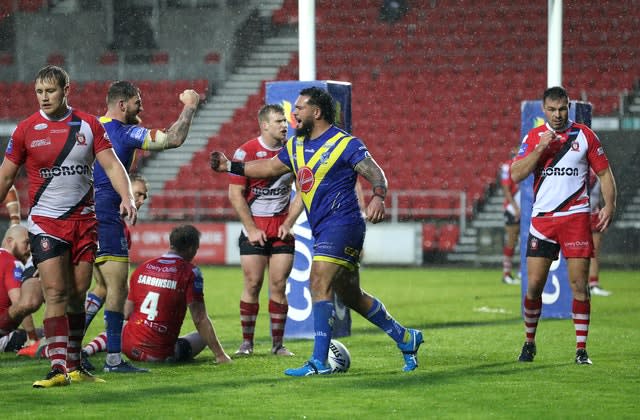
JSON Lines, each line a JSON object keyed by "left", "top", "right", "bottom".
{"left": 287, "top": 133, "right": 354, "bottom": 210}
{"left": 98, "top": 116, "right": 112, "bottom": 124}
{"left": 313, "top": 255, "right": 357, "bottom": 271}
{"left": 95, "top": 255, "right": 130, "bottom": 264}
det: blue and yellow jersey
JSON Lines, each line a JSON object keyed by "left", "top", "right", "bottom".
{"left": 94, "top": 117, "right": 149, "bottom": 190}
{"left": 277, "top": 125, "right": 367, "bottom": 234}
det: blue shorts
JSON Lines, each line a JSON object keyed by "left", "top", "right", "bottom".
{"left": 312, "top": 222, "right": 365, "bottom": 271}
{"left": 95, "top": 188, "right": 128, "bottom": 263}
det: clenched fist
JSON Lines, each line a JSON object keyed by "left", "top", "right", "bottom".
{"left": 210, "top": 151, "right": 229, "bottom": 172}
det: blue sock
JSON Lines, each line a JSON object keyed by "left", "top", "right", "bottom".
{"left": 366, "top": 298, "right": 406, "bottom": 344}
{"left": 104, "top": 310, "right": 124, "bottom": 354}
{"left": 84, "top": 292, "right": 104, "bottom": 330}
{"left": 311, "top": 300, "right": 335, "bottom": 363}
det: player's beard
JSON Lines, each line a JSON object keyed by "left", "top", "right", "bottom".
{"left": 125, "top": 110, "right": 139, "bottom": 125}
{"left": 296, "top": 119, "right": 313, "bottom": 137}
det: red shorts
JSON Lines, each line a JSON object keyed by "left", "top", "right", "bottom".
{"left": 590, "top": 212, "right": 600, "bottom": 232}
{"left": 527, "top": 213, "right": 593, "bottom": 259}
{"left": 29, "top": 216, "right": 97, "bottom": 265}
{"left": 122, "top": 323, "right": 173, "bottom": 362}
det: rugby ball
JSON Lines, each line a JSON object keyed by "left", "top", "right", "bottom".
{"left": 327, "top": 339, "right": 351, "bottom": 373}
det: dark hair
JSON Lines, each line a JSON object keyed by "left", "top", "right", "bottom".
{"left": 299, "top": 86, "right": 335, "bottom": 124}
{"left": 258, "top": 104, "right": 285, "bottom": 123}
{"left": 35, "top": 65, "right": 69, "bottom": 89}
{"left": 107, "top": 81, "right": 140, "bottom": 106}
{"left": 130, "top": 172, "right": 149, "bottom": 188}
{"left": 543, "top": 86, "right": 569, "bottom": 103}
{"left": 169, "top": 224, "right": 200, "bottom": 253}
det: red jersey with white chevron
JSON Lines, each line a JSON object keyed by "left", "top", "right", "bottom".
{"left": 6, "top": 108, "right": 112, "bottom": 220}
{"left": 514, "top": 121, "right": 609, "bottom": 218}
{"left": 500, "top": 160, "right": 520, "bottom": 213}
{"left": 123, "top": 253, "right": 204, "bottom": 359}
{"left": 228, "top": 136, "right": 294, "bottom": 217}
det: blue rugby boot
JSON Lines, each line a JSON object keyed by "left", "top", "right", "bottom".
{"left": 284, "top": 358, "right": 332, "bottom": 377}
{"left": 397, "top": 329, "right": 424, "bottom": 371}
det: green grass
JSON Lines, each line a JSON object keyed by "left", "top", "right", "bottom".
{"left": 2, "top": 267, "right": 638, "bottom": 419}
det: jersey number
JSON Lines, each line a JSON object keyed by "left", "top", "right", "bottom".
{"left": 140, "top": 291, "right": 160, "bottom": 321}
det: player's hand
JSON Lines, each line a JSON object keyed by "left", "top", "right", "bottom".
{"left": 366, "top": 196, "right": 386, "bottom": 224}
{"left": 247, "top": 229, "right": 267, "bottom": 247}
{"left": 120, "top": 199, "right": 137, "bottom": 226}
{"left": 596, "top": 205, "right": 614, "bottom": 232}
{"left": 210, "top": 151, "right": 229, "bottom": 172}
{"left": 216, "top": 352, "right": 232, "bottom": 364}
{"left": 179, "top": 89, "right": 200, "bottom": 108}
{"left": 538, "top": 130, "right": 562, "bottom": 151}
{"left": 278, "top": 224, "right": 294, "bottom": 241}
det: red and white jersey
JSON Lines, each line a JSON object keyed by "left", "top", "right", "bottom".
{"left": 514, "top": 121, "right": 609, "bottom": 218}
{"left": 6, "top": 108, "right": 112, "bottom": 220}
{"left": 0, "top": 249, "right": 24, "bottom": 313}
{"left": 500, "top": 160, "right": 520, "bottom": 214}
{"left": 228, "top": 136, "right": 294, "bottom": 217}
{"left": 588, "top": 169, "right": 602, "bottom": 213}
{"left": 124, "top": 252, "right": 204, "bottom": 357}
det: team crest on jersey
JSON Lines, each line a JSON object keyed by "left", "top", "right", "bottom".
{"left": 75, "top": 132, "right": 87, "bottom": 145}
{"left": 319, "top": 151, "right": 330, "bottom": 164}
{"left": 530, "top": 237, "right": 538, "bottom": 250}
{"left": 596, "top": 146, "right": 604, "bottom": 156}
{"left": 571, "top": 141, "right": 580, "bottom": 151}
{"left": 40, "top": 236, "right": 51, "bottom": 252}
{"left": 297, "top": 166, "right": 315, "bottom": 193}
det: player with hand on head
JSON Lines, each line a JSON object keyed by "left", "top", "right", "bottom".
{"left": 211, "top": 87, "right": 423, "bottom": 376}
{"left": 0, "top": 225, "right": 37, "bottom": 350}
{"left": 0, "top": 65, "right": 136, "bottom": 387}
{"left": 511, "top": 86, "right": 616, "bottom": 365}
{"left": 83, "top": 225, "right": 231, "bottom": 365}
{"left": 89, "top": 81, "right": 199, "bottom": 373}
{"left": 228, "top": 104, "right": 302, "bottom": 357}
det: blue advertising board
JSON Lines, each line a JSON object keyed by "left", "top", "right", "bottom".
{"left": 266, "top": 81, "right": 352, "bottom": 338}
{"left": 519, "top": 100, "right": 592, "bottom": 318}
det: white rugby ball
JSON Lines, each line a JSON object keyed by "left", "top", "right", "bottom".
{"left": 327, "top": 339, "right": 351, "bottom": 373}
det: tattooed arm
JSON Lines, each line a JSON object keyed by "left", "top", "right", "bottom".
{"left": 354, "top": 157, "right": 387, "bottom": 224}
{"left": 163, "top": 89, "right": 199, "bottom": 149}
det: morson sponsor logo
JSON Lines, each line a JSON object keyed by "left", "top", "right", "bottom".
{"left": 540, "top": 167, "right": 579, "bottom": 177}
{"left": 250, "top": 185, "right": 289, "bottom": 196}
{"left": 39, "top": 164, "right": 91, "bottom": 179}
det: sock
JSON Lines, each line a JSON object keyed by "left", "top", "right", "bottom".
{"left": 104, "top": 310, "right": 124, "bottom": 365}
{"left": 311, "top": 300, "right": 334, "bottom": 363}
{"left": 239, "top": 301, "right": 259, "bottom": 345}
{"left": 44, "top": 315, "right": 69, "bottom": 373}
{"left": 366, "top": 298, "right": 406, "bottom": 344}
{"left": 84, "top": 292, "right": 104, "bottom": 330}
{"left": 588, "top": 276, "right": 599, "bottom": 288}
{"left": 83, "top": 332, "right": 107, "bottom": 356}
{"left": 269, "top": 300, "right": 288, "bottom": 349}
{"left": 0, "top": 310, "right": 20, "bottom": 337}
{"left": 67, "top": 312, "right": 85, "bottom": 371}
{"left": 523, "top": 297, "right": 542, "bottom": 343}
{"left": 503, "top": 246, "right": 514, "bottom": 276}
{"left": 572, "top": 299, "right": 591, "bottom": 350}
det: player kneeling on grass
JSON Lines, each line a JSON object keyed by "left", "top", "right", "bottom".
{"left": 83, "top": 225, "right": 231, "bottom": 365}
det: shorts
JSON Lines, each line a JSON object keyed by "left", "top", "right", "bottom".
{"left": 239, "top": 231, "right": 295, "bottom": 255}
{"left": 29, "top": 216, "right": 97, "bottom": 266}
{"left": 590, "top": 212, "right": 600, "bottom": 232}
{"left": 122, "top": 324, "right": 173, "bottom": 362}
{"left": 95, "top": 188, "right": 129, "bottom": 263}
{"left": 312, "top": 222, "right": 365, "bottom": 270}
{"left": 504, "top": 210, "right": 519, "bottom": 226}
{"left": 526, "top": 213, "right": 593, "bottom": 260}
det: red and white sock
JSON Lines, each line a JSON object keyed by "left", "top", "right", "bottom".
{"left": 269, "top": 300, "right": 288, "bottom": 348}
{"left": 44, "top": 315, "right": 69, "bottom": 373}
{"left": 239, "top": 301, "right": 259, "bottom": 345}
{"left": 503, "top": 246, "right": 514, "bottom": 276}
{"left": 83, "top": 332, "right": 107, "bottom": 356}
{"left": 67, "top": 312, "right": 85, "bottom": 371}
{"left": 523, "top": 297, "right": 542, "bottom": 343}
{"left": 572, "top": 299, "right": 590, "bottom": 349}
